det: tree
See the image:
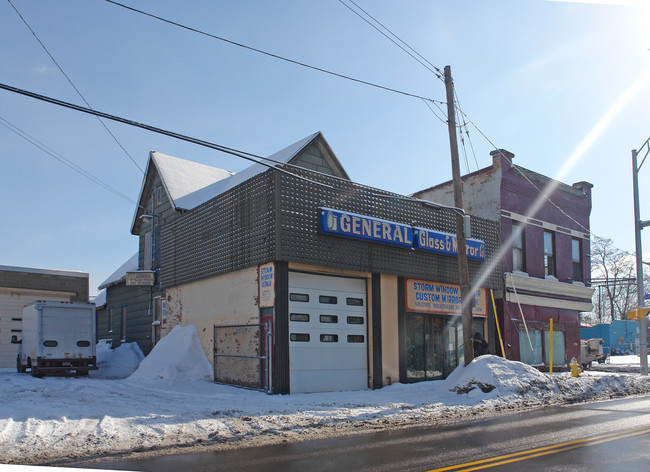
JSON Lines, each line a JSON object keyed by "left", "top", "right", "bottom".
{"left": 591, "top": 237, "right": 637, "bottom": 322}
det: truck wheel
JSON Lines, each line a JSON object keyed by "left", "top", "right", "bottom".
{"left": 16, "top": 356, "right": 26, "bottom": 373}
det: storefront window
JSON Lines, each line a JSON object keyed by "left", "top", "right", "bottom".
{"left": 406, "top": 314, "right": 485, "bottom": 381}
{"left": 544, "top": 330, "right": 566, "bottom": 366}
{"left": 519, "top": 329, "right": 543, "bottom": 365}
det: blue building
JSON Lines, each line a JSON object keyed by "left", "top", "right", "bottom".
{"left": 580, "top": 320, "right": 639, "bottom": 354}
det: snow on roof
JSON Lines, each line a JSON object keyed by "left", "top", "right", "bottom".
{"left": 98, "top": 253, "right": 139, "bottom": 290}
{"left": 175, "top": 132, "right": 321, "bottom": 210}
{"left": 0, "top": 265, "right": 88, "bottom": 278}
{"left": 127, "top": 324, "right": 213, "bottom": 382}
{"left": 151, "top": 151, "right": 234, "bottom": 208}
{"left": 92, "top": 289, "right": 106, "bottom": 307}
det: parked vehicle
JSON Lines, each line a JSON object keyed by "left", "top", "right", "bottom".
{"left": 579, "top": 338, "right": 607, "bottom": 370}
{"left": 12, "top": 301, "right": 97, "bottom": 377}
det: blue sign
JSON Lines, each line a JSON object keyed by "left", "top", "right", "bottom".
{"left": 413, "top": 227, "right": 486, "bottom": 261}
{"left": 320, "top": 208, "right": 413, "bottom": 249}
{"left": 319, "top": 208, "right": 486, "bottom": 261}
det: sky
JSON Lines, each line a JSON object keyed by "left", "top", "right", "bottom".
{"left": 1, "top": 0, "right": 650, "bottom": 295}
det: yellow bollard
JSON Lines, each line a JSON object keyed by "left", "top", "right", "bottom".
{"left": 570, "top": 357, "right": 581, "bottom": 378}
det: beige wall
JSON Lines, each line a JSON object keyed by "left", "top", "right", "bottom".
{"left": 163, "top": 266, "right": 259, "bottom": 370}
{"left": 380, "top": 275, "right": 399, "bottom": 386}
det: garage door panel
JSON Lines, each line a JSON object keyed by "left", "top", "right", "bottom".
{"left": 289, "top": 272, "right": 368, "bottom": 393}
{"left": 290, "top": 370, "right": 368, "bottom": 394}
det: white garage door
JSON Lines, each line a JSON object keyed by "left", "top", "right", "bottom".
{"left": 288, "top": 272, "right": 368, "bottom": 393}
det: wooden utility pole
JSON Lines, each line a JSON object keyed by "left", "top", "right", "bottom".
{"left": 444, "top": 65, "right": 474, "bottom": 366}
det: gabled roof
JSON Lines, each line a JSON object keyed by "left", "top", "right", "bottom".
{"left": 131, "top": 131, "right": 348, "bottom": 233}
{"left": 153, "top": 151, "right": 234, "bottom": 206}
{"left": 131, "top": 152, "right": 234, "bottom": 234}
{"left": 176, "top": 131, "right": 346, "bottom": 210}
{"left": 98, "top": 253, "right": 138, "bottom": 290}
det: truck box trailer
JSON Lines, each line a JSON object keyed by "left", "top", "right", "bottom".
{"left": 12, "top": 301, "right": 97, "bottom": 377}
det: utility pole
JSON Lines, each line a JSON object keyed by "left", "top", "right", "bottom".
{"left": 444, "top": 65, "right": 473, "bottom": 366}
{"left": 632, "top": 141, "right": 650, "bottom": 375}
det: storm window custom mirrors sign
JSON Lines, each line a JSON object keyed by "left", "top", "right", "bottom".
{"left": 319, "top": 208, "right": 486, "bottom": 261}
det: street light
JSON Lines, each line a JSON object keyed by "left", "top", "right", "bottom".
{"left": 632, "top": 139, "right": 650, "bottom": 375}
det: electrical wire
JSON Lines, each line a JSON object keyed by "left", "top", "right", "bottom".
{"left": 0, "top": 81, "right": 339, "bottom": 189}
{"left": 0, "top": 82, "right": 469, "bottom": 218}
{"left": 101, "top": 0, "right": 443, "bottom": 106}
{"left": 337, "top": 0, "right": 443, "bottom": 80}
{"left": 7, "top": 0, "right": 143, "bottom": 174}
{"left": 0, "top": 116, "right": 137, "bottom": 205}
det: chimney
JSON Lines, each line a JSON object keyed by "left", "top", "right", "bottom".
{"left": 489, "top": 149, "right": 515, "bottom": 169}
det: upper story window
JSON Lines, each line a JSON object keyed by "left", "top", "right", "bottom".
{"left": 544, "top": 231, "right": 555, "bottom": 277}
{"left": 572, "top": 238, "right": 582, "bottom": 281}
{"left": 154, "top": 185, "right": 164, "bottom": 207}
{"left": 512, "top": 222, "right": 525, "bottom": 272}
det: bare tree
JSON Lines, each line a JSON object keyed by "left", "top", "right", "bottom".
{"left": 591, "top": 237, "right": 637, "bottom": 322}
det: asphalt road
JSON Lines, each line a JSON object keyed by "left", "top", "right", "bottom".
{"left": 70, "top": 395, "right": 650, "bottom": 472}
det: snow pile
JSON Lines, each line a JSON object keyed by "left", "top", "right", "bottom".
{"left": 3, "top": 340, "right": 650, "bottom": 466}
{"left": 128, "top": 325, "right": 213, "bottom": 382}
{"left": 444, "top": 355, "right": 555, "bottom": 399}
{"left": 92, "top": 341, "right": 144, "bottom": 379}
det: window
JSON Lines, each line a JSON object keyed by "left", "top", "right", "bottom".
{"left": 319, "top": 295, "right": 337, "bottom": 304}
{"left": 519, "top": 329, "right": 543, "bottom": 365}
{"left": 154, "top": 185, "right": 164, "bottom": 207}
{"left": 108, "top": 307, "right": 114, "bottom": 333}
{"left": 347, "top": 316, "right": 364, "bottom": 325}
{"left": 346, "top": 297, "right": 364, "bottom": 306}
{"left": 290, "top": 293, "right": 309, "bottom": 302}
{"left": 512, "top": 222, "right": 525, "bottom": 272}
{"left": 120, "top": 305, "right": 127, "bottom": 341}
{"left": 545, "top": 330, "right": 566, "bottom": 366}
{"left": 572, "top": 238, "right": 582, "bottom": 281}
{"left": 347, "top": 335, "right": 365, "bottom": 343}
{"left": 319, "top": 315, "right": 338, "bottom": 323}
{"left": 320, "top": 334, "right": 339, "bottom": 342}
{"left": 144, "top": 231, "right": 152, "bottom": 270}
{"left": 543, "top": 231, "right": 555, "bottom": 277}
{"left": 290, "top": 333, "right": 310, "bottom": 342}
{"left": 290, "top": 313, "right": 310, "bottom": 322}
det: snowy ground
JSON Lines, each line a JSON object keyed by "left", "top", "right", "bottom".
{"left": 2, "top": 326, "right": 650, "bottom": 466}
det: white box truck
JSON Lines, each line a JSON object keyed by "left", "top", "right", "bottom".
{"left": 12, "top": 301, "right": 97, "bottom": 377}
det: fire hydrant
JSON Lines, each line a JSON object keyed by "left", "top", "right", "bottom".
{"left": 570, "top": 357, "right": 581, "bottom": 378}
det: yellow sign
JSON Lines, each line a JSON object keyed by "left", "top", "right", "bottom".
{"left": 405, "top": 279, "right": 487, "bottom": 316}
{"left": 627, "top": 308, "right": 650, "bottom": 321}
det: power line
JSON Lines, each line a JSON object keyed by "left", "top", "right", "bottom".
{"left": 7, "top": 0, "right": 143, "bottom": 174}
{"left": 0, "top": 83, "right": 469, "bottom": 219}
{"left": 0, "top": 82, "right": 342, "bottom": 190}
{"left": 0, "top": 116, "right": 136, "bottom": 205}
{"left": 337, "top": 0, "right": 443, "bottom": 80}
{"left": 101, "top": 0, "right": 443, "bottom": 106}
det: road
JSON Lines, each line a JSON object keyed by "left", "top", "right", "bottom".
{"left": 71, "top": 395, "right": 650, "bottom": 472}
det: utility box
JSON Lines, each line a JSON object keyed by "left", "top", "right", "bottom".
{"left": 13, "top": 301, "right": 97, "bottom": 377}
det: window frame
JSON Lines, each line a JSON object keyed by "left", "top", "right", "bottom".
{"left": 543, "top": 231, "right": 555, "bottom": 277}
{"left": 571, "top": 238, "right": 582, "bottom": 282}
{"left": 512, "top": 222, "right": 526, "bottom": 272}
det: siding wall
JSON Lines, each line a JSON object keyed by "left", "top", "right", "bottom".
{"left": 96, "top": 283, "right": 153, "bottom": 354}
{"left": 0, "top": 268, "right": 88, "bottom": 368}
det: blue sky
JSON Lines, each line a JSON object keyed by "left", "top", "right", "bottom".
{"left": 1, "top": 0, "right": 649, "bottom": 295}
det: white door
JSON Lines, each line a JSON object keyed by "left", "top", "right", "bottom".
{"left": 288, "top": 272, "right": 368, "bottom": 393}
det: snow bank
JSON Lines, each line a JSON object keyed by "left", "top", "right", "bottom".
{"left": 443, "top": 355, "right": 554, "bottom": 399}
{"left": 92, "top": 341, "right": 144, "bottom": 379}
{"left": 128, "top": 324, "right": 213, "bottom": 382}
